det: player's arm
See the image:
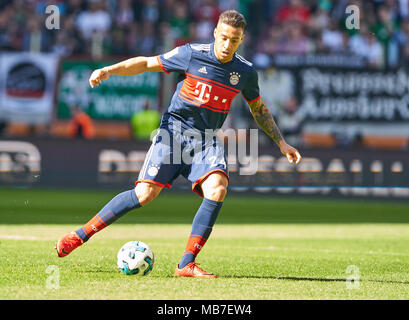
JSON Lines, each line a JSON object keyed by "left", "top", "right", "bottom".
{"left": 89, "top": 56, "right": 163, "bottom": 88}
{"left": 248, "top": 97, "right": 302, "bottom": 164}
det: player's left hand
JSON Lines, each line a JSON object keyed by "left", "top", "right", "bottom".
{"left": 279, "top": 140, "right": 302, "bottom": 165}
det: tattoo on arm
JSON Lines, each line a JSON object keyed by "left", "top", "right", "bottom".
{"left": 248, "top": 98, "right": 283, "bottom": 145}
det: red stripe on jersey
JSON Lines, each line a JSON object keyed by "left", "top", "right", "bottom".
{"left": 156, "top": 56, "right": 170, "bottom": 74}
{"left": 178, "top": 93, "right": 229, "bottom": 113}
{"left": 186, "top": 72, "right": 240, "bottom": 93}
{"left": 179, "top": 74, "right": 239, "bottom": 113}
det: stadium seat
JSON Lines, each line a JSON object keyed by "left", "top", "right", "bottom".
{"left": 302, "top": 133, "right": 336, "bottom": 148}
{"left": 50, "top": 121, "right": 132, "bottom": 140}
{"left": 5, "top": 123, "right": 32, "bottom": 136}
{"left": 362, "top": 136, "right": 408, "bottom": 150}
{"left": 94, "top": 122, "right": 132, "bottom": 140}
{"left": 49, "top": 121, "right": 70, "bottom": 138}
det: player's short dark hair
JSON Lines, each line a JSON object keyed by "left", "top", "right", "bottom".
{"left": 218, "top": 10, "right": 247, "bottom": 30}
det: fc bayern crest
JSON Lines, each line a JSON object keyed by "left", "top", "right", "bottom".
{"left": 229, "top": 72, "right": 240, "bottom": 85}
{"left": 147, "top": 164, "right": 160, "bottom": 176}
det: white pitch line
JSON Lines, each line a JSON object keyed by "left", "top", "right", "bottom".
{"left": 0, "top": 235, "right": 40, "bottom": 241}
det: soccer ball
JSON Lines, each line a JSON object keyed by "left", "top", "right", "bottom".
{"left": 117, "top": 241, "right": 154, "bottom": 276}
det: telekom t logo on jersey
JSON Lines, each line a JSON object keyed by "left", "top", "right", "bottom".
{"left": 194, "top": 81, "right": 212, "bottom": 103}
{"left": 194, "top": 81, "right": 229, "bottom": 104}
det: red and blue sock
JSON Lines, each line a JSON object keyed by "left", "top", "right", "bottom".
{"left": 75, "top": 190, "right": 141, "bottom": 242}
{"left": 179, "top": 198, "right": 223, "bottom": 268}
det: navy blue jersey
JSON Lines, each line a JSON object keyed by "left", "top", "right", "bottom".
{"left": 157, "top": 42, "right": 260, "bottom": 132}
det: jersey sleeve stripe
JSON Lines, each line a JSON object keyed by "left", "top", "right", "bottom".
{"left": 243, "top": 95, "right": 261, "bottom": 103}
{"left": 156, "top": 56, "right": 170, "bottom": 74}
{"left": 191, "top": 44, "right": 211, "bottom": 51}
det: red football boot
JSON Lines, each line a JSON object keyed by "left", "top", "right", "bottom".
{"left": 174, "top": 262, "right": 217, "bottom": 278}
{"left": 56, "top": 232, "right": 84, "bottom": 257}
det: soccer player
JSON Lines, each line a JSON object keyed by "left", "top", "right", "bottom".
{"left": 56, "top": 10, "right": 302, "bottom": 278}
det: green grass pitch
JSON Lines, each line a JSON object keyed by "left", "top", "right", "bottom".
{"left": 1, "top": 187, "right": 409, "bottom": 300}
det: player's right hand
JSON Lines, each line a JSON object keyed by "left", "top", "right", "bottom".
{"left": 279, "top": 141, "right": 302, "bottom": 165}
{"left": 89, "top": 68, "right": 110, "bottom": 88}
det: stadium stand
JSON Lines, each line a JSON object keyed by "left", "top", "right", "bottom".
{"left": 1, "top": 0, "right": 408, "bottom": 149}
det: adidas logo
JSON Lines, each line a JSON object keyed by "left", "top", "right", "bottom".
{"left": 198, "top": 66, "right": 208, "bottom": 74}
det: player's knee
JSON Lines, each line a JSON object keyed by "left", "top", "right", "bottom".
{"left": 201, "top": 172, "right": 228, "bottom": 202}
{"left": 214, "top": 184, "right": 228, "bottom": 200}
{"left": 134, "top": 183, "right": 161, "bottom": 206}
{"left": 204, "top": 184, "right": 227, "bottom": 202}
{"left": 135, "top": 188, "right": 158, "bottom": 206}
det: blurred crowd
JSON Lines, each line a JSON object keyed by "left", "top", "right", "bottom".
{"left": 254, "top": 0, "right": 409, "bottom": 68}
{"left": 1, "top": 0, "right": 409, "bottom": 67}
{"left": 0, "top": 0, "right": 251, "bottom": 58}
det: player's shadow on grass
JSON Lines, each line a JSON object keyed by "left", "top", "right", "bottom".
{"left": 275, "top": 276, "right": 345, "bottom": 282}
{"left": 223, "top": 275, "right": 409, "bottom": 285}
{"left": 81, "top": 269, "right": 118, "bottom": 274}
{"left": 223, "top": 275, "right": 346, "bottom": 282}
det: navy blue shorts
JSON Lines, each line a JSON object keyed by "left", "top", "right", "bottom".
{"left": 135, "top": 125, "right": 229, "bottom": 197}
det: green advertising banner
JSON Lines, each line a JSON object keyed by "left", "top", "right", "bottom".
{"left": 57, "top": 60, "right": 159, "bottom": 120}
